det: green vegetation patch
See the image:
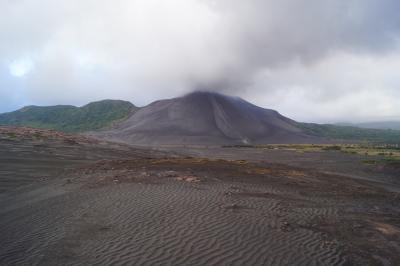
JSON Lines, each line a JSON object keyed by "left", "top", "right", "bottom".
{"left": 298, "top": 123, "right": 400, "bottom": 144}
{"left": 381, "top": 157, "right": 400, "bottom": 166}
{"left": 0, "top": 100, "right": 138, "bottom": 133}
{"left": 322, "top": 145, "right": 342, "bottom": 151}
{"left": 362, "top": 160, "right": 378, "bottom": 165}
{"left": 6, "top": 132, "right": 16, "bottom": 139}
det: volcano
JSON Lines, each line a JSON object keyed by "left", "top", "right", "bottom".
{"left": 94, "top": 91, "right": 323, "bottom": 145}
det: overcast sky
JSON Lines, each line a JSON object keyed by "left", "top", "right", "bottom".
{"left": 1, "top": 0, "right": 400, "bottom": 123}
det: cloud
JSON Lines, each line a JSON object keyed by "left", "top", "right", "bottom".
{"left": 203, "top": 0, "right": 400, "bottom": 86}
{"left": 242, "top": 51, "right": 400, "bottom": 122}
{"left": 9, "top": 58, "right": 34, "bottom": 77}
{"left": 0, "top": 0, "right": 400, "bottom": 121}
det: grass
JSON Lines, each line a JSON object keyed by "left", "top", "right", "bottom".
{"left": 322, "top": 145, "right": 342, "bottom": 151}
{"left": 223, "top": 143, "right": 400, "bottom": 165}
{"left": 6, "top": 132, "right": 16, "bottom": 139}
{"left": 381, "top": 157, "right": 400, "bottom": 166}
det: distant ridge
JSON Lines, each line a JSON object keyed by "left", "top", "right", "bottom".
{"left": 336, "top": 121, "right": 400, "bottom": 131}
{"left": 298, "top": 123, "right": 400, "bottom": 144}
{"left": 93, "top": 91, "right": 324, "bottom": 145}
{"left": 0, "top": 100, "right": 138, "bottom": 132}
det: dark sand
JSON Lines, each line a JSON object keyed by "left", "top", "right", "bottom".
{"left": 1, "top": 127, "right": 399, "bottom": 265}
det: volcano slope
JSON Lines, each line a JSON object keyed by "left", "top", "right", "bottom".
{"left": 92, "top": 91, "right": 323, "bottom": 145}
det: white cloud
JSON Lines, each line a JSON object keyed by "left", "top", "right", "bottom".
{"left": 9, "top": 59, "right": 34, "bottom": 77}
{"left": 244, "top": 51, "right": 400, "bottom": 122}
{"left": 0, "top": 0, "right": 400, "bottom": 122}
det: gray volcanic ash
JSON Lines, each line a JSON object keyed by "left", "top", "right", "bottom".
{"left": 94, "top": 91, "right": 321, "bottom": 145}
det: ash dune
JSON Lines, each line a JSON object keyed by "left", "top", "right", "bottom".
{"left": 1, "top": 127, "right": 400, "bottom": 265}
{"left": 94, "top": 91, "right": 321, "bottom": 145}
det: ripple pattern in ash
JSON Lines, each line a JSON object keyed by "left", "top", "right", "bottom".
{"left": 0, "top": 181, "right": 346, "bottom": 266}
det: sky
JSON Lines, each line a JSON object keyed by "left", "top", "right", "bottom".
{"left": 1, "top": 0, "right": 400, "bottom": 123}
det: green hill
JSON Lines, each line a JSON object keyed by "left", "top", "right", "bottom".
{"left": 0, "top": 100, "right": 138, "bottom": 132}
{"left": 299, "top": 123, "right": 400, "bottom": 144}
{"left": 337, "top": 121, "right": 400, "bottom": 131}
